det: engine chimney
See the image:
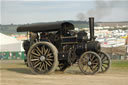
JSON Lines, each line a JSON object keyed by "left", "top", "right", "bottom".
{"left": 89, "top": 17, "right": 94, "bottom": 40}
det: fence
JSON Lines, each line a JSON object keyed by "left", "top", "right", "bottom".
{"left": 0, "top": 51, "right": 127, "bottom": 60}
{"left": 0, "top": 51, "right": 26, "bottom": 60}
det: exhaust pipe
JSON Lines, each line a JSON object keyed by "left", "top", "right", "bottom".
{"left": 89, "top": 17, "right": 94, "bottom": 40}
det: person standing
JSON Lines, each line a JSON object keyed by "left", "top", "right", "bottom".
{"left": 125, "top": 34, "right": 128, "bottom": 59}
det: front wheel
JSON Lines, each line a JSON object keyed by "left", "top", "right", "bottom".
{"left": 78, "top": 51, "right": 101, "bottom": 75}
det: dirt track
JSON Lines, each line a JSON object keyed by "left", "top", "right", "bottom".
{"left": 0, "top": 60, "right": 128, "bottom": 85}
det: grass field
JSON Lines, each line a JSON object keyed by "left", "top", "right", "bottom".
{"left": 111, "top": 60, "right": 128, "bottom": 67}
{"left": 0, "top": 60, "right": 128, "bottom": 85}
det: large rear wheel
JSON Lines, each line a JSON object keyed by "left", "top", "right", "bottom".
{"left": 27, "top": 42, "right": 58, "bottom": 74}
{"left": 78, "top": 51, "right": 101, "bottom": 75}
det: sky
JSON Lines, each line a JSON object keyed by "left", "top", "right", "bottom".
{"left": 1, "top": 0, "right": 128, "bottom": 24}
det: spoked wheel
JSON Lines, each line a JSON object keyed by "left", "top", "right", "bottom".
{"left": 98, "top": 51, "right": 111, "bottom": 73}
{"left": 78, "top": 51, "right": 101, "bottom": 75}
{"left": 27, "top": 42, "right": 58, "bottom": 74}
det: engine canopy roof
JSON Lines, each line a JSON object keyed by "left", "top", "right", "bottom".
{"left": 17, "top": 22, "right": 74, "bottom": 32}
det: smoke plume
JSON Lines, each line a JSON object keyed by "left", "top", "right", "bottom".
{"left": 77, "top": 0, "right": 128, "bottom": 21}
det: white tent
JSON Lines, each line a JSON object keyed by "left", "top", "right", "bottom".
{"left": 0, "top": 33, "right": 24, "bottom": 52}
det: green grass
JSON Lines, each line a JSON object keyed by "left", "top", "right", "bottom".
{"left": 111, "top": 60, "right": 128, "bottom": 68}
{"left": 110, "top": 60, "right": 128, "bottom": 73}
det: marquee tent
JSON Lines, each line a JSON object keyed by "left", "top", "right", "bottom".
{"left": 0, "top": 33, "right": 24, "bottom": 52}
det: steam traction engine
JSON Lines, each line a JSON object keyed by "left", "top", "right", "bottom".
{"left": 17, "top": 17, "right": 111, "bottom": 75}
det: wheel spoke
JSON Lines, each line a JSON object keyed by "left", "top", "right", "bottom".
{"left": 91, "top": 64, "right": 97, "bottom": 71}
{"left": 100, "top": 54, "right": 103, "bottom": 58}
{"left": 92, "top": 62, "right": 98, "bottom": 65}
{"left": 92, "top": 58, "right": 98, "bottom": 63}
{"left": 30, "top": 59, "right": 39, "bottom": 62}
{"left": 89, "top": 66, "right": 93, "bottom": 72}
{"left": 34, "top": 62, "right": 41, "bottom": 68}
{"left": 45, "top": 62, "right": 48, "bottom": 71}
{"left": 31, "top": 55, "right": 39, "bottom": 58}
{"left": 35, "top": 49, "right": 41, "bottom": 56}
{"left": 88, "top": 54, "right": 91, "bottom": 60}
{"left": 46, "top": 49, "right": 50, "bottom": 55}
{"left": 47, "top": 61, "right": 53, "bottom": 66}
{"left": 46, "top": 58, "right": 53, "bottom": 61}
{"left": 41, "top": 46, "right": 45, "bottom": 55}
{"left": 101, "top": 66, "right": 104, "bottom": 72}
{"left": 45, "top": 61, "right": 52, "bottom": 67}
{"left": 43, "top": 46, "right": 46, "bottom": 54}
{"left": 90, "top": 55, "right": 95, "bottom": 61}
{"left": 103, "top": 57, "right": 107, "bottom": 62}
{"left": 47, "top": 53, "right": 52, "bottom": 57}
{"left": 101, "top": 54, "right": 106, "bottom": 61}
{"left": 44, "top": 48, "right": 48, "bottom": 55}
{"left": 31, "top": 50, "right": 40, "bottom": 56}
{"left": 36, "top": 46, "right": 42, "bottom": 55}
{"left": 85, "top": 65, "right": 89, "bottom": 72}
{"left": 48, "top": 55, "right": 54, "bottom": 58}
{"left": 42, "top": 62, "right": 45, "bottom": 70}
{"left": 94, "top": 64, "right": 98, "bottom": 70}
{"left": 43, "top": 62, "right": 46, "bottom": 70}
{"left": 90, "top": 66, "right": 94, "bottom": 71}
{"left": 103, "top": 62, "right": 109, "bottom": 65}
{"left": 34, "top": 60, "right": 40, "bottom": 65}
{"left": 38, "top": 63, "right": 42, "bottom": 71}
{"left": 102, "top": 64, "right": 107, "bottom": 69}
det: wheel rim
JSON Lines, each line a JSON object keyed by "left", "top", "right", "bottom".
{"left": 79, "top": 51, "right": 101, "bottom": 75}
{"left": 99, "top": 52, "right": 111, "bottom": 73}
{"left": 28, "top": 44, "right": 55, "bottom": 74}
